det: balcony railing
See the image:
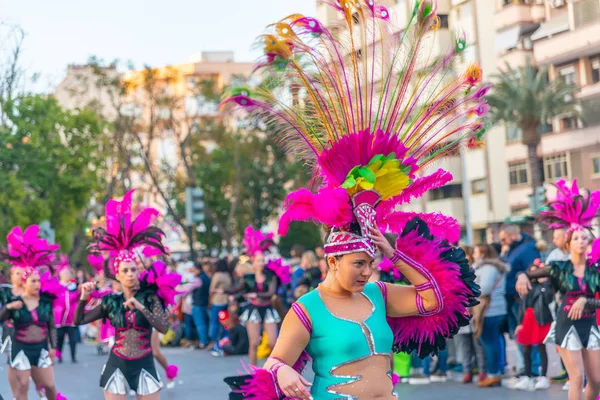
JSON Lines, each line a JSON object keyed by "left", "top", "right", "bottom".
{"left": 534, "top": 22, "right": 600, "bottom": 65}
{"left": 495, "top": 1, "right": 545, "bottom": 31}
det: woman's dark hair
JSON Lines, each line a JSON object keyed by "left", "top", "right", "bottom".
{"left": 216, "top": 258, "right": 229, "bottom": 273}
{"left": 228, "top": 257, "right": 239, "bottom": 276}
{"left": 291, "top": 244, "right": 305, "bottom": 258}
{"left": 461, "top": 245, "right": 474, "bottom": 266}
{"left": 475, "top": 243, "right": 499, "bottom": 260}
{"left": 490, "top": 242, "right": 502, "bottom": 256}
{"left": 216, "top": 258, "right": 233, "bottom": 280}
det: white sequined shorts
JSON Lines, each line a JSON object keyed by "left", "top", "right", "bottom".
{"left": 100, "top": 352, "right": 162, "bottom": 395}
{"left": 240, "top": 304, "right": 281, "bottom": 324}
{"left": 7, "top": 339, "right": 53, "bottom": 370}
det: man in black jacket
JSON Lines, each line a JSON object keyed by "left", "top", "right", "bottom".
{"left": 499, "top": 224, "right": 541, "bottom": 337}
{"left": 191, "top": 262, "right": 212, "bottom": 349}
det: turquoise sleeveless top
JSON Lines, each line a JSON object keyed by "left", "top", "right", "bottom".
{"left": 296, "top": 282, "right": 394, "bottom": 399}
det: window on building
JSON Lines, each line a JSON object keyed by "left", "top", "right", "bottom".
{"left": 506, "top": 126, "right": 522, "bottom": 142}
{"left": 591, "top": 57, "right": 600, "bottom": 84}
{"left": 471, "top": 179, "right": 486, "bottom": 195}
{"left": 593, "top": 154, "right": 600, "bottom": 175}
{"left": 543, "top": 153, "right": 569, "bottom": 181}
{"left": 573, "top": 0, "right": 600, "bottom": 29}
{"left": 561, "top": 116, "right": 578, "bottom": 131}
{"left": 558, "top": 64, "right": 578, "bottom": 86}
{"left": 537, "top": 122, "right": 553, "bottom": 135}
{"left": 581, "top": 97, "right": 600, "bottom": 126}
{"left": 429, "top": 184, "right": 463, "bottom": 201}
{"left": 509, "top": 162, "right": 529, "bottom": 186}
{"left": 438, "top": 14, "right": 449, "bottom": 29}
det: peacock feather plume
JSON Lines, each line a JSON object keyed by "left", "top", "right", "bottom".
{"left": 221, "top": 0, "right": 490, "bottom": 242}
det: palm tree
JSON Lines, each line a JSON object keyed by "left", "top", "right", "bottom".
{"left": 486, "top": 60, "right": 578, "bottom": 193}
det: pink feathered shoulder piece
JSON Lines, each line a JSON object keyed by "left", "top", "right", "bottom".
{"left": 140, "top": 260, "right": 182, "bottom": 307}
{"left": 386, "top": 217, "right": 480, "bottom": 357}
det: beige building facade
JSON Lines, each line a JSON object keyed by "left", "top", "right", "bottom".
{"left": 496, "top": 0, "right": 600, "bottom": 214}
{"left": 54, "top": 52, "right": 254, "bottom": 251}
{"left": 316, "top": 0, "right": 511, "bottom": 242}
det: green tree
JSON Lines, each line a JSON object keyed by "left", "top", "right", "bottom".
{"left": 278, "top": 222, "right": 323, "bottom": 258}
{"left": 486, "top": 61, "right": 578, "bottom": 193}
{"left": 0, "top": 95, "right": 104, "bottom": 252}
{"left": 80, "top": 60, "right": 303, "bottom": 253}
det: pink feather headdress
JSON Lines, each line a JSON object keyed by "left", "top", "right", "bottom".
{"left": 139, "top": 260, "right": 182, "bottom": 307}
{"left": 538, "top": 179, "right": 600, "bottom": 235}
{"left": 3, "top": 225, "right": 59, "bottom": 271}
{"left": 87, "top": 253, "right": 105, "bottom": 274}
{"left": 88, "top": 189, "right": 168, "bottom": 274}
{"left": 242, "top": 226, "right": 274, "bottom": 257}
{"left": 54, "top": 254, "right": 71, "bottom": 274}
{"left": 220, "top": 0, "right": 487, "bottom": 251}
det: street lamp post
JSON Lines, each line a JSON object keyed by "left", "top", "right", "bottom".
{"left": 460, "top": 146, "right": 474, "bottom": 245}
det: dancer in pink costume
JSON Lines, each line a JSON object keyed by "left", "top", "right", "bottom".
{"left": 74, "top": 190, "right": 180, "bottom": 399}
{"left": 52, "top": 255, "right": 81, "bottom": 364}
{"left": 0, "top": 225, "right": 68, "bottom": 400}
{"left": 517, "top": 180, "right": 600, "bottom": 400}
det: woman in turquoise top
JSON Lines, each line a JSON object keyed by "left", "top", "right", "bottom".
{"left": 260, "top": 221, "right": 444, "bottom": 400}
{"left": 221, "top": 1, "right": 485, "bottom": 398}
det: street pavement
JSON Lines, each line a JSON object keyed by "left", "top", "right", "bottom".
{"left": 0, "top": 344, "right": 568, "bottom": 399}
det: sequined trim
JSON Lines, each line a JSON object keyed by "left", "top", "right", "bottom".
{"left": 0, "top": 335, "right": 10, "bottom": 354}
{"left": 318, "top": 291, "right": 394, "bottom": 398}
{"left": 37, "top": 348, "right": 53, "bottom": 368}
{"left": 240, "top": 307, "right": 281, "bottom": 324}
{"left": 103, "top": 366, "right": 129, "bottom": 395}
{"left": 9, "top": 350, "right": 31, "bottom": 370}
{"left": 560, "top": 326, "right": 584, "bottom": 351}
{"left": 326, "top": 353, "right": 392, "bottom": 399}
{"left": 587, "top": 326, "right": 600, "bottom": 350}
{"left": 544, "top": 322, "right": 556, "bottom": 344}
{"left": 264, "top": 308, "right": 281, "bottom": 324}
{"left": 239, "top": 308, "right": 253, "bottom": 324}
{"left": 137, "top": 368, "right": 163, "bottom": 395}
{"left": 291, "top": 303, "right": 312, "bottom": 334}
{"left": 324, "top": 234, "right": 377, "bottom": 259}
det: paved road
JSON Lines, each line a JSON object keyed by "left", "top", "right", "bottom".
{"left": 0, "top": 344, "right": 568, "bottom": 399}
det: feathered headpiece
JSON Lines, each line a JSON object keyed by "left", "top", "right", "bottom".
{"left": 538, "top": 179, "right": 600, "bottom": 235}
{"left": 265, "top": 258, "right": 291, "bottom": 285}
{"left": 3, "top": 225, "right": 59, "bottom": 271}
{"left": 88, "top": 189, "right": 168, "bottom": 274}
{"left": 54, "top": 254, "right": 71, "bottom": 274}
{"left": 139, "top": 260, "right": 182, "bottom": 307}
{"left": 87, "top": 253, "right": 105, "bottom": 275}
{"left": 242, "top": 226, "right": 274, "bottom": 257}
{"left": 221, "top": 0, "right": 488, "bottom": 255}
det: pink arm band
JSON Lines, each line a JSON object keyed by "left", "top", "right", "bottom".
{"left": 375, "top": 281, "right": 388, "bottom": 303}
{"left": 291, "top": 302, "right": 312, "bottom": 334}
{"left": 390, "top": 249, "right": 444, "bottom": 316}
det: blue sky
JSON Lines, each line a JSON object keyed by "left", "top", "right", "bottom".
{"left": 1, "top": 0, "right": 316, "bottom": 92}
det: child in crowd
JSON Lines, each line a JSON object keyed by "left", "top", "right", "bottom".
{"left": 211, "top": 310, "right": 249, "bottom": 357}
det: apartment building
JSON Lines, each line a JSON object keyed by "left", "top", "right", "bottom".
{"left": 54, "top": 53, "right": 254, "bottom": 251}
{"left": 316, "top": 0, "right": 511, "bottom": 242}
{"left": 496, "top": 0, "right": 600, "bottom": 214}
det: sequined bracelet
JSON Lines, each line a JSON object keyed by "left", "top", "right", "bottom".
{"left": 390, "top": 249, "right": 444, "bottom": 316}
